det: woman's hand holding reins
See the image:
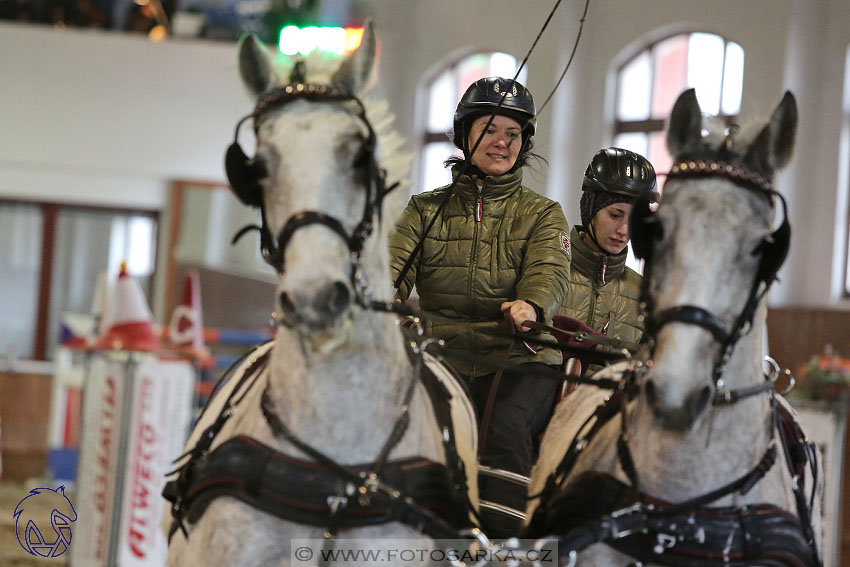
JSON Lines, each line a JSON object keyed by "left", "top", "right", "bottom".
{"left": 500, "top": 300, "right": 537, "bottom": 333}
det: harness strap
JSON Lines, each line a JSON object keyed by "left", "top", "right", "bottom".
{"left": 163, "top": 436, "right": 468, "bottom": 540}
{"left": 535, "top": 472, "right": 818, "bottom": 567}
{"left": 775, "top": 400, "right": 823, "bottom": 567}
{"left": 478, "top": 312, "right": 515, "bottom": 457}
{"left": 526, "top": 384, "right": 634, "bottom": 530}
{"left": 416, "top": 354, "right": 477, "bottom": 525}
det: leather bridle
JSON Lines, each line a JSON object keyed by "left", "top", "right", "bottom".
{"left": 228, "top": 82, "right": 399, "bottom": 308}
{"left": 639, "top": 157, "right": 791, "bottom": 391}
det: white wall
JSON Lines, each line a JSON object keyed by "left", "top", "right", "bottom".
{"left": 0, "top": 23, "right": 248, "bottom": 209}
{"left": 2, "top": 0, "right": 850, "bottom": 311}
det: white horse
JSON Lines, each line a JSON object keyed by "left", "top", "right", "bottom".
{"left": 526, "top": 89, "right": 822, "bottom": 567}
{"left": 163, "top": 21, "right": 478, "bottom": 567}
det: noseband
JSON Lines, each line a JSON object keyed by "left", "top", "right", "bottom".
{"left": 229, "top": 82, "right": 399, "bottom": 307}
{"left": 642, "top": 157, "right": 790, "bottom": 389}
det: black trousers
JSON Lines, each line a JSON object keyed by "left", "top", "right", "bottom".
{"left": 467, "top": 362, "right": 560, "bottom": 476}
{"left": 467, "top": 363, "right": 560, "bottom": 536}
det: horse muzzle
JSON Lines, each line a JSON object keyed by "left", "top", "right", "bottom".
{"left": 643, "top": 377, "right": 713, "bottom": 432}
{"left": 278, "top": 279, "right": 353, "bottom": 335}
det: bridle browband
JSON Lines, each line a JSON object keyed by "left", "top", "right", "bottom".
{"left": 229, "top": 82, "right": 399, "bottom": 308}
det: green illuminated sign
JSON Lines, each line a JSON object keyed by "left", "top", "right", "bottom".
{"left": 279, "top": 26, "right": 364, "bottom": 56}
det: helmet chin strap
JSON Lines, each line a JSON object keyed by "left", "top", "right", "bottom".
{"left": 586, "top": 219, "right": 611, "bottom": 256}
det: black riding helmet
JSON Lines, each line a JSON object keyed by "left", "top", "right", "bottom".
{"left": 580, "top": 147, "right": 658, "bottom": 254}
{"left": 452, "top": 76, "right": 537, "bottom": 158}
{"left": 582, "top": 147, "right": 657, "bottom": 198}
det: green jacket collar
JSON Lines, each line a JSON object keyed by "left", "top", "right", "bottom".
{"left": 570, "top": 226, "right": 628, "bottom": 286}
{"left": 450, "top": 164, "right": 523, "bottom": 202}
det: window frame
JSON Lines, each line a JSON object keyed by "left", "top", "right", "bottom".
{"left": 612, "top": 32, "right": 743, "bottom": 173}
{"left": 0, "top": 198, "right": 160, "bottom": 360}
{"left": 844, "top": 182, "right": 850, "bottom": 297}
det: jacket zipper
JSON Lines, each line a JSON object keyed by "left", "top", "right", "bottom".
{"left": 588, "top": 256, "right": 607, "bottom": 328}
{"left": 468, "top": 189, "right": 483, "bottom": 374}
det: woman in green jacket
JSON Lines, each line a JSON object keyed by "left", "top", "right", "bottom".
{"left": 389, "top": 77, "right": 571, "bottom": 525}
{"left": 559, "top": 147, "right": 657, "bottom": 365}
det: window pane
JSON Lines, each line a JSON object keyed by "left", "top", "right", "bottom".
{"left": 49, "top": 209, "right": 158, "bottom": 357}
{"left": 687, "top": 33, "right": 725, "bottom": 115}
{"left": 489, "top": 52, "right": 527, "bottom": 85}
{"left": 617, "top": 51, "right": 652, "bottom": 121}
{"left": 652, "top": 35, "right": 689, "bottom": 118}
{"left": 0, "top": 203, "right": 42, "bottom": 359}
{"left": 648, "top": 130, "right": 673, "bottom": 183}
{"left": 721, "top": 41, "right": 745, "bottom": 115}
{"left": 457, "top": 53, "right": 491, "bottom": 100}
{"left": 427, "top": 69, "right": 455, "bottom": 133}
{"left": 613, "top": 132, "right": 649, "bottom": 158}
{"left": 421, "top": 142, "right": 455, "bottom": 192}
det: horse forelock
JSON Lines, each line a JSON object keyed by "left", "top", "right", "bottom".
{"left": 670, "top": 109, "right": 785, "bottom": 179}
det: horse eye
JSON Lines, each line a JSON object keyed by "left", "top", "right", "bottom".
{"left": 352, "top": 144, "right": 371, "bottom": 170}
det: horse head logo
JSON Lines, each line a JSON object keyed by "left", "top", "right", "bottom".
{"left": 13, "top": 486, "right": 78, "bottom": 558}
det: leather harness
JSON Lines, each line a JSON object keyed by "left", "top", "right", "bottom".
{"left": 543, "top": 471, "right": 817, "bottom": 567}
{"left": 163, "top": 341, "right": 474, "bottom": 541}
{"left": 525, "top": 371, "right": 821, "bottom": 567}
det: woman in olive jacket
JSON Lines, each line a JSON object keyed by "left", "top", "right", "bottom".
{"left": 389, "top": 77, "right": 571, "bottom": 523}
{"left": 559, "top": 147, "right": 657, "bottom": 364}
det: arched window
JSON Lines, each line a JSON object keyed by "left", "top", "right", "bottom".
{"left": 417, "top": 52, "right": 527, "bottom": 193}
{"left": 613, "top": 32, "right": 745, "bottom": 177}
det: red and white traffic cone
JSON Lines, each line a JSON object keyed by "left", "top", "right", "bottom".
{"left": 94, "top": 263, "right": 161, "bottom": 352}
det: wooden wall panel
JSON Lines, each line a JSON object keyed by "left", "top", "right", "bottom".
{"left": 0, "top": 371, "right": 51, "bottom": 481}
{"left": 767, "top": 306, "right": 850, "bottom": 567}
{"left": 766, "top": 307, "right": 850, "bottom": 377}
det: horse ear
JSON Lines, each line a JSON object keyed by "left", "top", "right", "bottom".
{"left": 331, "top": 19, "right": 379, "bottom": 95}
{"left": 745, "top": 91, "right": 797, "bottom": 173}
{"left": 238, "top": 33, "right": 273, "bottom": 97}
{"left": 666, "top": 88, "right": 703, "bottom": 157}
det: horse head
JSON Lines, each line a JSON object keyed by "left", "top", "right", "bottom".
{"left": 228, "top": 20, "right": 407, "bottom": 352}
{"left": 634, "top": 88, "right": 797, "bottom": 431}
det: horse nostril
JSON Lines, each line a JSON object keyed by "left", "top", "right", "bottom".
{"left": 686, "top": 385, "right": 713, "bottom": 422}
{"left": 644, "top": 379, "right": 658, "bottom": 410}
{"left": 326, "top": 281, "right": 350, "bottom": 315}
{"left": 279, "top": 291, "right": 296, "bottom": 315}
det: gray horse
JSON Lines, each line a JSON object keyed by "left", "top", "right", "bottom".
{"left": 527, "top": 89, "right": 822, "bottom": 567}
{"left": 164, "top": 21, "right": 478, "bottom": 567}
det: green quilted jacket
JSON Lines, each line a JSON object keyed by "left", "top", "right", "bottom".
{"left": 389, "top": 166, "right": 571, "bottom": 378}
{"left": 558, "top": 226, "right": 643, "bottom": 349}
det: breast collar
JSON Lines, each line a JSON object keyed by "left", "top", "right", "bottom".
{"left": 543, "top": 471, "right": 818, "bottom": 567}
{"left": 163, "top": 341, "right": 474, "bottom": 541}
{"left": 525, "top": 382, "right": 821, "bottom": 567}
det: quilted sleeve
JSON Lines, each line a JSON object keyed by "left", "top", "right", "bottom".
{"left": 388, "top": 196, "right": 424, "bottom": 301}
{"left": 516, "top": 200, "right": 572, "bottom": 322}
